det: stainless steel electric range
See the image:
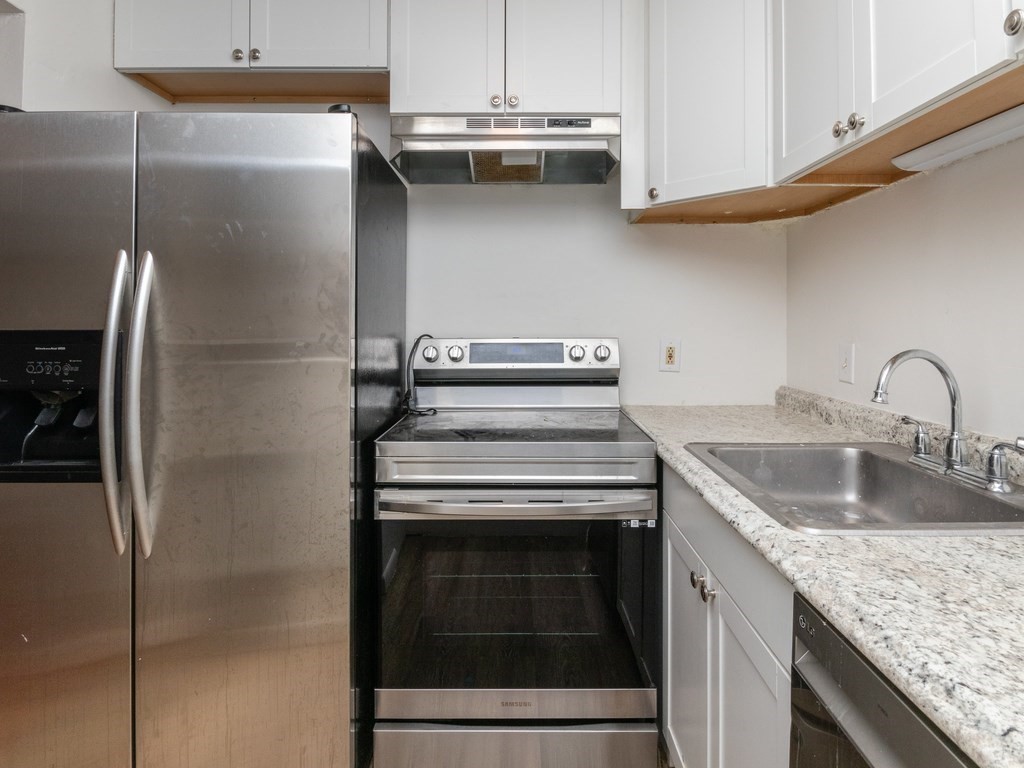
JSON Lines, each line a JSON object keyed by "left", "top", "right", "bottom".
{"left": 373, "top": 338, "right": 659, "bottom": 768}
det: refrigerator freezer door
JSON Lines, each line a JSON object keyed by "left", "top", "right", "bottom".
{"left": 133, "top": 113, "right": 355, "bottom": 768}
{"left": 0, "top": 111, "right": 135, "bottom": 768}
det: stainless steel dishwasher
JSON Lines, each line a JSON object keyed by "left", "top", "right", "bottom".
{"left": 790, "top": 594, "right": 979, "bottom": 768}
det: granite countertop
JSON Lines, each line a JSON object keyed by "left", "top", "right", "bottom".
{"left": 623, "top": 402, "right": 1024, "bottom": 768}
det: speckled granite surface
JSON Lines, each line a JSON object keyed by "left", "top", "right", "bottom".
{"left": 623, "top": 400, "right": 1024, "bottom": 768}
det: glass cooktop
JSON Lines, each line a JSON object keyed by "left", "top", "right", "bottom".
{"left": 376, "top": 410, "right": 655, "bottom": 459}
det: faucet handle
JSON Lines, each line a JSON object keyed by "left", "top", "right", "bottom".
{"left": 900, "top": 416, "right": 931, "bottom": 457}
{"left": 985, "top": 438, "right": 1024, "bottom": 493}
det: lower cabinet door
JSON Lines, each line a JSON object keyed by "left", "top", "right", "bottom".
{"left": 664, "top": 515, "right": 711, "bottom": 768}
{"left": 713, "top": 586, "right": 791, "bottom": 768}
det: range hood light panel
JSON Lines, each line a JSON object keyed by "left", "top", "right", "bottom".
{"left": 502, "top": 151, "right": 539, "bottom": 166}
{"left": 892, "top": 102, "right": 1024, "bottom": 171}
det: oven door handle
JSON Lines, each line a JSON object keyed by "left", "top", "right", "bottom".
{"left": 377, "top": 497, "right": 655, "bottom": 520}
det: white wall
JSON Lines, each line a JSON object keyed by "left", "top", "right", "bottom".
{"left": 787, "top": 134, "right": 1024, "bottom": 437}
{"left": 17, "top": 0, "right": 165, "bottom": 111}
{"left": 407, "top": 181, "right": 787, "bottom": 405}
{"left": 0, "top": 2, "right": 25, "bottom": 108}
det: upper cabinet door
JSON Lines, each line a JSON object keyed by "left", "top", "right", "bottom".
{"left": 115, "top": 0, "right": 387, "bottom": 71}
{"left": 859, "top": 0, "right": 1018, "bottom": 130}
{"left": 390, "top": 0, "right": 506, "bottom": 114}
{"left": 648, "top": 0, "right": 766, "bottom": 204}
{"left": 773, "top": 0, "right": 859, "bottom": 181}
{"left": 505, "top": 0, "right": 620, "bottom": 114}
{"left": 115, "top": 0, "right": 249, "bottom": 70}
{"left": 250, "top": 0, "right": 387, "bottom": 68}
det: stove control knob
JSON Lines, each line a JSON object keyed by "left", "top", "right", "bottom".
{"left": 594, "top": 344, "right": 611, "bottom": 362}
{"left": 568, "top": 345, "right": 586, "bottom": 362}
{"left": 448, "top": 345, "right": 465, "bottom": 363}
{"left": 422, "top": 345, "right": 439, "bottom": 363}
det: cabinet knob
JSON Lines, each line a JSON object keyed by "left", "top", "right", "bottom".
{"left": 847, "top": 112, "right": 866, "bottom": 132}
{"left": 232, "top": 48, "right": 245, "bottom": 61}
{"left": 648, "top": 187, "right": 660, "bottom": 200}
{"left": 1006, "top": 9, "right": 1024, "bottom": 36}
{"left": 689, "top": 571, "right": 703, "bottom": 589}
{"left": 490, "top": 94, "right": 503, "bottom": 107}
{"left": 507, "top": 94, "right": 520, "bottom": 107}
{"left": 832, "top": 120, "right": 850, "bottom": 139}
{"left": 699, "top": 583, "right": 717, "bottom": 603}
{"left": 250, "top": 48, "right": 262, "bottom": 62}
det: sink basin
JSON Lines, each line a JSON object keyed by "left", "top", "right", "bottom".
{"left": 685, "top": 442, "right": 1024, "bottom": 535}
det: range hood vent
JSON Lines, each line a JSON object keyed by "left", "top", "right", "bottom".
{"left": 390, "top": 115, "right": 620, "bottom": 185}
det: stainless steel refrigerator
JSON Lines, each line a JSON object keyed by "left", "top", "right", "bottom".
{"left": 0, "top": 110, "right": 407, "bottom": 768}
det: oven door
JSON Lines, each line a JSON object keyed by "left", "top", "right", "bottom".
{"left": 375, "top": 488, "right": 658, "bottom": 721}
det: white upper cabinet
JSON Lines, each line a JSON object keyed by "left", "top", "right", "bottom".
{"left": 506, "top": 0, "right": 621, "bottom": 114}
{"left": 389, "top": 0, "right": 620, "bottom": 114}
{"left": 647, "top": 0, "right": 766, "bottom": 205}
{"left": 115, "top": 0, "right": 387, "bottom": 71}
{"left": 774, "top": 0, "right": 1022, "bottom": 182}
{"left": 389, "top": 0, "right": 505, "bottom": 114}
{"left": 772, "top": 0, "right": 863, "bottom": 182}
{"left": 860, "top": 0, "right": 1018, "bottom": 130}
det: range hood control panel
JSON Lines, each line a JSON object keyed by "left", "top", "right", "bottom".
{"left": 547, "top": 118, "right": 592, "bottom": 128}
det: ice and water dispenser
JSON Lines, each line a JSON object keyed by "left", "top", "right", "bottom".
{"left": 0, "top": 331, "right": 117, "bottom": 481}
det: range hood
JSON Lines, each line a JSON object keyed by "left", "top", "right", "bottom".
{"left": 389, "top": 115, "right": 620, "bottom": 184}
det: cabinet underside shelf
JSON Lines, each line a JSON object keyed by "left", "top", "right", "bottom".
{"left": 123, "top": 71, "right": 389, "bottom": 104}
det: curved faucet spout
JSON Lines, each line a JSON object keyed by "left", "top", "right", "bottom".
{"left": 871, "top": 349, "right": 964, "bottom": 468}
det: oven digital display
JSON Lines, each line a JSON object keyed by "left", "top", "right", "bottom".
{"left": 469, "top": 342, "right": 564, "bottom": 365}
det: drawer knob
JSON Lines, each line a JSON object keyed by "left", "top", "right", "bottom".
{"left": 700, "top": 583, "right": 717, "bottom": 603}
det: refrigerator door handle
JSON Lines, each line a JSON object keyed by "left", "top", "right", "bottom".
{"left": 126, "top": 250, "right": 155, "bottom": 559}
{"left": 99, "top": 249, "right": 131, "bottom": 556}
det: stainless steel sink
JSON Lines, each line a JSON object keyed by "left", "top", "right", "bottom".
{"left": 685, "top": 442, "right": 1024, "bottom": 535}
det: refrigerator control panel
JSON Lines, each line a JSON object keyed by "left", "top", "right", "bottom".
{"left": 0, "top": 330, "right": 103, "bottom": 390}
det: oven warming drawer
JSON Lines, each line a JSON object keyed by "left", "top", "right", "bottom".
{"left": 376, "top": 688, "right": 657, "bottom": 720}
{"left": 374, "top": 723, "right": 657, "bottom": 768}
{"left": 375, "top": 455, "right": 657, "bottom": 485}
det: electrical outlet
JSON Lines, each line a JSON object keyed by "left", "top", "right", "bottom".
{"left": 660, "top": 339, "right": 681, "bottom": 372}
{"left": 838, "top": 342, "right": 855, "bottom": 384}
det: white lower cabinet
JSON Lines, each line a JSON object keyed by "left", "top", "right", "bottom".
{"left": 664, "top": 468, "right": 792, "bottom": 768}
{"left": 713, "top": 586, "right": 791, "bottom": 768}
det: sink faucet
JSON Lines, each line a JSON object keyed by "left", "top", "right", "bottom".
{"left": 871, "top": 349, "right": 966, "bottom": 470}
